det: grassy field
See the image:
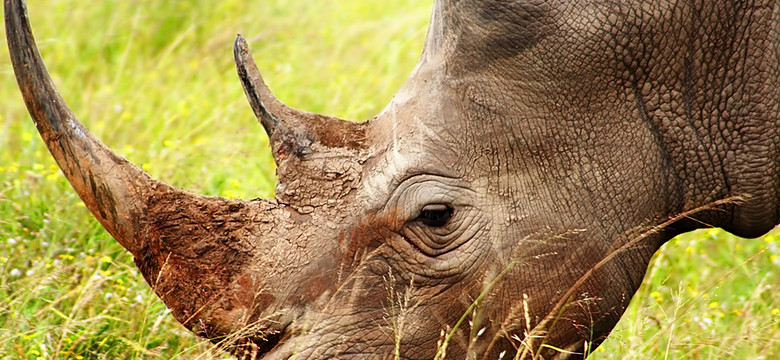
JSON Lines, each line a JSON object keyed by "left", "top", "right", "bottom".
{"left": 1, "top": 1, "right": 778, "bottom": 359}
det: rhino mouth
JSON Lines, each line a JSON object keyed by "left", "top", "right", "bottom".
{"left": 230, "top": 322, "right": 290, "bottom": 360}
{"left": 253, "top": 325, "right": 288, "bottom": 359}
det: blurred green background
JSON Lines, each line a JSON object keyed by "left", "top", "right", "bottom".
{"left": 1, "top": 1, "right": 777, "bottom": 359}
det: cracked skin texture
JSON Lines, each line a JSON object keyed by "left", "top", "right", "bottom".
{"left": 6, "top": 0, "right": 780, "bottom": 359}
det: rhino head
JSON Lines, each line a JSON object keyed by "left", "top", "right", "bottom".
{"left": 6, "top": 0, "right": 779, "bottom": 358}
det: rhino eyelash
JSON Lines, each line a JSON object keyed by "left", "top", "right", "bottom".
{"left": 416, "top": 204, "right": 454, "bottom": 227}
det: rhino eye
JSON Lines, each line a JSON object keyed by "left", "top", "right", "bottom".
{"left": 417, "top": 204, "right": 453, "bottom": 227}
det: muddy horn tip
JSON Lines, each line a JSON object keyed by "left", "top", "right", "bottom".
{"left": 234, "top": 34, "right": 248, "bottom": 54}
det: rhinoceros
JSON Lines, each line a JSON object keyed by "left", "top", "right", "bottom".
{"left": 6, "top": 0, "right": 779, "bottom": 358}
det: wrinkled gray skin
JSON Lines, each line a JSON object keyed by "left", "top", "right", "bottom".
{"left": 6, "top": 0, "right": 779, "bottom": 358}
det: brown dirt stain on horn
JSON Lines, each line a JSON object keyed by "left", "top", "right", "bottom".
{"left": 136, "top": 185, "right": 271, "bottom": 335}
{"left": 299, "top": 112, "right": 368, "bottom": 150}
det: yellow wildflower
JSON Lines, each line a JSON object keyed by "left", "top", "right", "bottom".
{"left": 650, "top": 291, "right": 664, "bottom": 303}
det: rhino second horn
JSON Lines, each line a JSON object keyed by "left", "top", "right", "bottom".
{"left": 234, "top": 35, "right": 286, "bottom": 142}
{"left": 233, "top": 35, "right": 368, "bottom": 165}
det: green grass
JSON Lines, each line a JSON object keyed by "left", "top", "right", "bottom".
{"left": 591, "top": 228, "right": 780, "bottom": 359}
{"left": 1, "top": 1, "right": 777, "bottom": 359}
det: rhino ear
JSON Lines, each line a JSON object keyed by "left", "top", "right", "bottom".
{"left": 233, "top": 36, "right": 367, "bottom": 165}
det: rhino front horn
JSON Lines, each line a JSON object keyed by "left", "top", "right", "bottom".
{"left": 5, "top": 0, "right": 158, "bottom": 254}
{"left": 5, "top": 0, "right": 302, "bottom": 353}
